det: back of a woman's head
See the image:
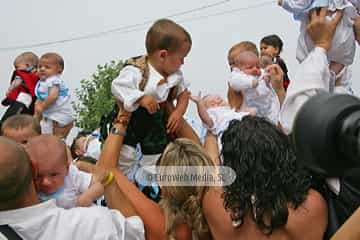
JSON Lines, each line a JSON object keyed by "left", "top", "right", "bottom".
{"left": 221, "top": 116, "right": 311, "bottom": 234}
{"left": 158, "top": 138, "right": 212, "bottom": 238}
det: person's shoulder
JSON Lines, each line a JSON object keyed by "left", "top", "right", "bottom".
{"left": 286, "top": 189, "right": 327, "bottom": 238}
{"left": 59, "top": 204, "right": 122, "bottom": 222}
{"left": 300, "top": 189, "right": 327, "bottom": 218}
{"left": 49, "top": 205, "right": 127, "bottom": 238}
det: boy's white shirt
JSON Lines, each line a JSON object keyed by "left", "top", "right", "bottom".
{"left": 111, "top": 63, "right": 188, "bottom": 112}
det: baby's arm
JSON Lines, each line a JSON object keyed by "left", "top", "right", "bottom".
{"left": 35, "top": 86, "right": 59, "bottom": 117}
{"left": 190, "top": 94, "right": 214, "bottom": 128}
{"left": 75, "top": 166, "right": 109, "bottom": 207}
{"left": 7, "top": 76, "right": 23, "bottom": 94}
{"left": 167, "top": 90, "right": 190, "bottom": 133}
{"left": 229, "top": 71, "right": 258, "bottom": 92}
{"left": 76, "top": 182, "right": 104, "bottom": 207}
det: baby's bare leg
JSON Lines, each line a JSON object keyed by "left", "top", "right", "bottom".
{"left": 53, "top": 121, "right": 74, "bottom": 139}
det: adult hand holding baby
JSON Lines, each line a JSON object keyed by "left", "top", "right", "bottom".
{"left": 306, "top": 8, "right": 343, "bottom": 50}
{"left": 265, "top": 64, "right": 284, "bottom": 90}
{"left": 265, "top": 64, "right": 286, "bottom": 105}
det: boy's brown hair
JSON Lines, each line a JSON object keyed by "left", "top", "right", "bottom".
{"left": 145, "top": 19, "right": 192, "bottom": 55}
{"left": 228, "top": 41, "right": 259, "bottom": 67}
{"left": 1, "top": 114, "right": 41, "bottom": 135}
{"left": 14, "top": 52, "right": 39, "bottom": 69}
{"left": 40, "top": 52, "right": 64, "bottom": 70}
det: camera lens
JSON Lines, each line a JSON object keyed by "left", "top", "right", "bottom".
{"left": 293, "top": 92, "right": 360, "bottom": 177}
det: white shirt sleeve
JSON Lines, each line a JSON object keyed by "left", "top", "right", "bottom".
{"left": 279, "top": 47, "right": 330, "bottom": 133}
{"left": 229, "top": 69, "right": 256, "bottom": 91}
{"left": 111, "top": 66, "right": 145, "bottom": 112}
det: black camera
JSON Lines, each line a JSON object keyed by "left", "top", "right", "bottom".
{"left": 293, "top": 92, "right": 360, "bottom": 177}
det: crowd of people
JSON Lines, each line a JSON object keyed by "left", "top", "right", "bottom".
{"left": 1, "top": 2, "right": 360, "bottom": 239}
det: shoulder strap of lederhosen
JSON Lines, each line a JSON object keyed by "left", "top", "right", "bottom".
{"left": 124, "top": 55, "right": 149, "bottom": 92}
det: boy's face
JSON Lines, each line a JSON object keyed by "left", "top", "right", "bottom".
{"left": 161, "top": 41, "right": 191, "bottom": 76}
{"left": 237, "top": 57, "right": 261, "bottom": 77}
{"left": 38, "top": 57, "right": 63, "bottom": 80}
{"left": 260, "top": 43, "right": 279, "bottom": 58}
{"left": 203, "top": 95, "right": 227, "bottom": 109}
{"left": 35, "top": 155, "right": 68, "bottom": 195}
{"left": 3, "top": 126, "right": 39, "bottom": 145}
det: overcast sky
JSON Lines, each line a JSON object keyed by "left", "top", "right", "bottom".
{"left": 1, "top": 0, "right": 360, "bottom": 118}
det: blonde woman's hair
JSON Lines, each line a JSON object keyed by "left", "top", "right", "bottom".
{"left": 158, "top": 138, "right": 213, "bottom": 239}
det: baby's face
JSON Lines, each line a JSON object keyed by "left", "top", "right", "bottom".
{"left": 35, "top": 156, "right": 68, "bottom": 195}
{"left": 15, "top": 62, "right": 30, "bottom": 71}
{"left": 75, "top": 136, "right": 87, "bottom": 155}
{"left": 3, "top": 126, "right": 39, "bottom": 145}
{"left": 203, "top": 95, "right": 228, "bottom": 109}
{"left": 237, "top": 57, "right": 261, "bottom": 77}
{"left": 75, "top": 135, "right": 96, "bottom": 157}
{"left": 38, "top": 57, "right": 63, "bottom": 80}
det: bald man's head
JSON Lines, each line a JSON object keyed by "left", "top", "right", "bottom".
{"left": 0, "top": 137, "right": 33, "bottom": 208}
{"left": 25, "top": 135, "right": 68, "bottom": 165}
{"left": 25, "top": 135, "right": 68, "bottom": 194}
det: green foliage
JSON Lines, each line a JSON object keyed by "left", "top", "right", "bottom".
{"left": 73, "top": 60, "right": 124, "bottom": 130}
